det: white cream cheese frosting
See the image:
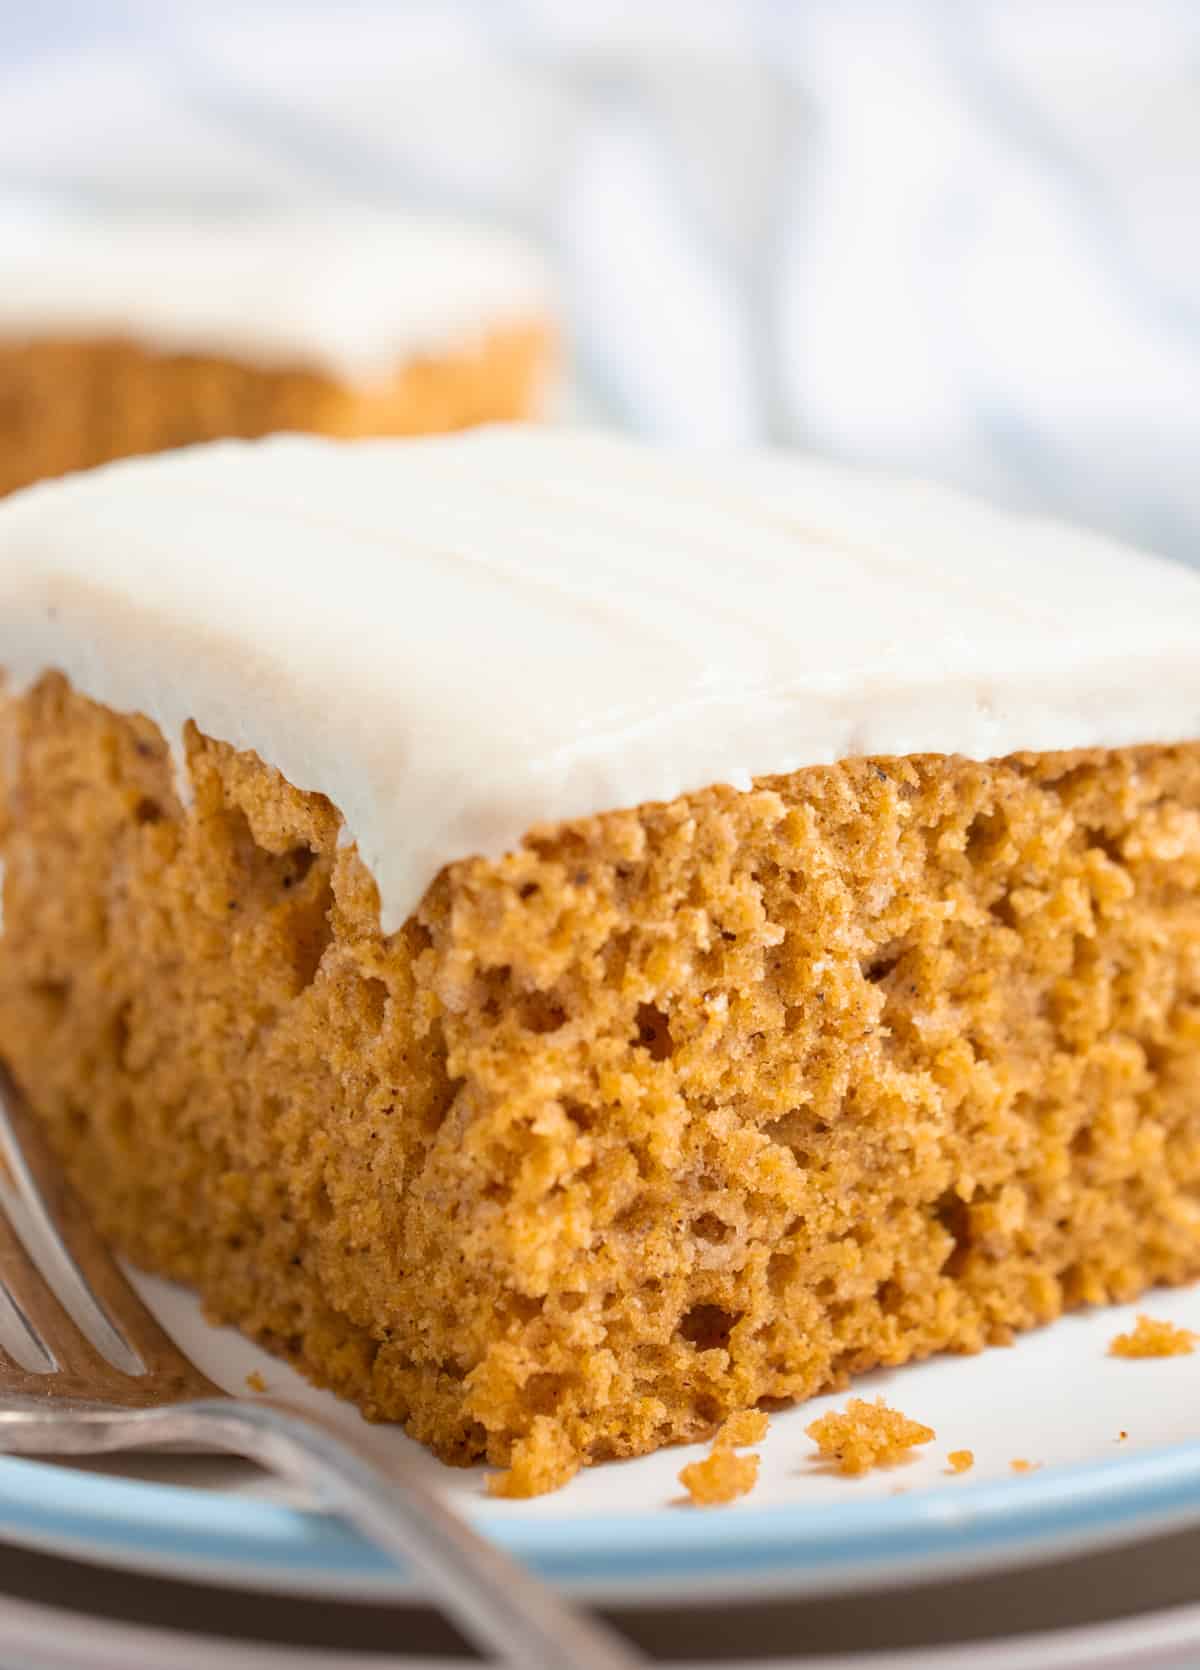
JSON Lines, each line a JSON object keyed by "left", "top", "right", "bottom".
{"left": 0, "top": 212, "right": 550, "bottom": 381}
{"left": 1, "top": 427, "right": 1199, "bottom": 934}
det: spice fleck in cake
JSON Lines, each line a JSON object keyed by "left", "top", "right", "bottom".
{"left": 0, "top": 214, "right": 553, "bottom": 496}
{"left": 1, "top": 430, "right": 1199, "bottom": 1490}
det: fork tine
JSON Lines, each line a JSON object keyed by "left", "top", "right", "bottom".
{"left": 0, "top": 1062, "right": 218, "bottom": 1396}
{"left": 0, "top": 1277, "right": 55, "bottom": 1393}
{"left": 0, "top": 1205, "right": 116, "bottom": 1384}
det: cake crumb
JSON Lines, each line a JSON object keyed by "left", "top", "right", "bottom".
{"left": 1109, "top": 1315, "right": 1197, "bottom": 1359}
{"left": 486, "top": 1417, "right": 580, "bottom": 1500}
{"left": 806, "top": 1397, "right": 935, "bottom": 1476}
{"left": 1010, "top": 1458, "right": 1040, "bottom": 1473}
{"left": 245, "top": 1371, "right": 267, "bottom": 1393}
{"left": 714, "top": 1409, "right": 770, "bottom": 1449}
{"left": 677, "top": 1407, "right": 767, "bottom": 1505}
{"left": 947, "top": 1449, "right": 974, "bottom": 1474}
{"left": 678, "top": 1447, "right": 760, "bottom": 1506}
{"left": 1118, "top": 1430, "right": 1129, "bottom": 1442}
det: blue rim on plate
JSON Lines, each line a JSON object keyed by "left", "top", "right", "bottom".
{"left": 2, "top": 1442, "right": 1200, "bottom": 1602}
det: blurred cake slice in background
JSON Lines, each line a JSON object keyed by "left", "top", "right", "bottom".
{"left": 0, "top": 211, "right": 554, "bottom": 495}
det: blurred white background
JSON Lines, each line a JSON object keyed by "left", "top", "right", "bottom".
{"left": 2, "top": 0, "right": 1199, "bottom": 562}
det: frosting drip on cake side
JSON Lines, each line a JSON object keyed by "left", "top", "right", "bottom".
{"left": 1, "top": 427, "right": 1200, "bottom": 934}
{"left": 0, "top": 213, "right": 550, "bottom": 382}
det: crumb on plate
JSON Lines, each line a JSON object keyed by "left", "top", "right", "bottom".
{"left": 678, "top": 1447, "right": 760, "bottom": 1507}
{"left": 245, "top": 1371, "right": 267, "bottom": 1393}
{"left": 1010, "top": 1459, "right": 1040, "bottom": 1473}
{"left": 485, "top": 1416, "right": 580, "bottom": 1500}
{"left": 714, "top": 1409, "right": 770, "bottom": 1449}
{"left": 947, "top": 1449, "right": 974, "bottom": 1474}
{"left": 1109, "top": 1315, "right": 1197, "bottom": 1359}
{"left": 806, "top": 1397, "right": 935, "bottom": 1476}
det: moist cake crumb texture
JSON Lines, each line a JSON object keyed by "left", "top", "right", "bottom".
{"left": 677, "top": 1404, "right": 769, "bottom": 1506}
{"left": 485, "top": 1414, "right": 580, "bottom": 1499}
{"left": 678, "top": 1447, "right": 761, "bottom": 1507}
{"left": 714, "top": 1409, "right": 770, "bottom": 1449}
{"left": 2, "top": 677, "right": 1200, "bottom": 1472}
{"left": 806, "top": 1398, "right": 936, "bottom": 1475}
{"left": 1109, "top": 1314, "right": 1198, "bottom": 1358}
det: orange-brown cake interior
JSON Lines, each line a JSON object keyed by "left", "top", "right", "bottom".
{"left": 2, "top": 672, "right": 1198, "bottom": 1476}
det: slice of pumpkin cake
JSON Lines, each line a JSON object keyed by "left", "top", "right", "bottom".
{"left": 0, "top": 212, "right": 553, "bottom": 497}
{"left": 0, "top": 428, "right": 1198, "bottom": 1481}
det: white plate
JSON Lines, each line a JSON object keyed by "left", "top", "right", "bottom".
{"left": 0, "top": 1272, "right": 1197, "bottom": 1607}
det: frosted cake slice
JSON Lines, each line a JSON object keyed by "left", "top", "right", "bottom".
{"left": 1, "top": 429, "right": 1198, "bottom": 1489}
{"left": 0, "top": 214, "right": 553, "bottom": 496}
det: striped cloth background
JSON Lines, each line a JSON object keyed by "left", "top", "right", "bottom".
{"left": 2, "top": 0, "right": 1198, "bottom": 563}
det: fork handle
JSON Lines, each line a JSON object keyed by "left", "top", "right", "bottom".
{"left": 71, "top": 1397, "right": 640, "bottom": 1669}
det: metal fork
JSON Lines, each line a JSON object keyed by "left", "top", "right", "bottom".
{"left": 0, "top": 1063, "right": 639, "bottom": 1669}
